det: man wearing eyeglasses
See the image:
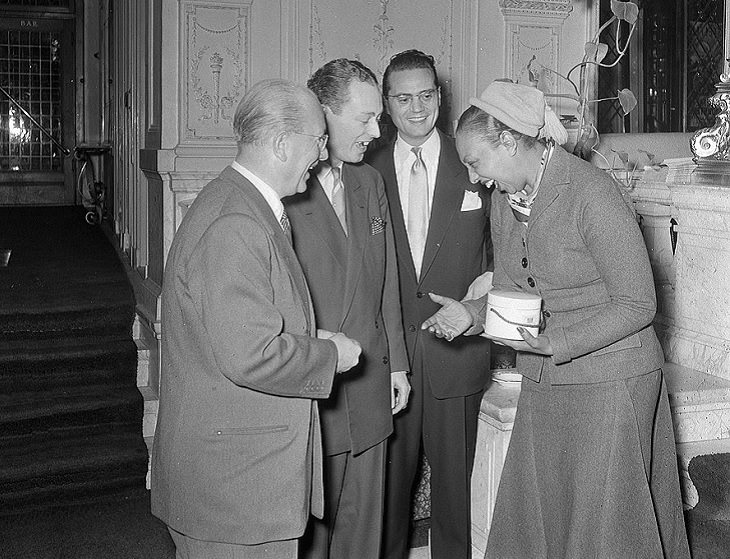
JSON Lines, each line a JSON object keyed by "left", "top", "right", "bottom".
{"left": 366, "top": 50, "right": 492, "bottom": 559}
{"left": 285, "top": 59, "right": 410, "bottom": 559}
{"left": 151, "top": 79, "right": 363, "bottom": 559}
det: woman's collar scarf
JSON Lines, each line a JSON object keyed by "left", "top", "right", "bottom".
{"left": 507, "top": 140, "right": 555, "bottom": 217}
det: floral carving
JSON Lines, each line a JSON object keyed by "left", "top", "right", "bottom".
{"left": 691, "top": 60, "right": 730, "bottom": 161}
{"left": 184, "top": 3, "right": 248, "bottom": 141}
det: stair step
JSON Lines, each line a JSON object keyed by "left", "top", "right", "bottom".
{"left": 0, "top": 206, "right": 146, "bottom": 515}
{"left": 0, "top": 475, "right": 149, "bottom": 517}
{"left": 0, "top": 385, "right": 143, "bottom": 437}
{"left": 0, "top": 431, "right": 148, "bottom": 515}
{"left": 0, "top": 302, "right": 134, "bottom": 341}
{"left": 0, "top": 337, "right": 137, "bottom": 392}
{"left": 0, "top": 430, "right": 148, "bottom": 484}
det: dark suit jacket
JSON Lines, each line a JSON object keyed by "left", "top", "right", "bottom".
{"left": 151, "top": 166, "right": 338, "bottom": 545}
{"left": 367, "top": 130, "right": 492, "bottom": 398}
{"left": 285, "top": 162, "right": 409, "bottom": 456}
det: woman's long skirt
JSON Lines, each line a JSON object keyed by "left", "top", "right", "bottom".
{"left": 485, "top": 369, "right": 690, "bottom": 559}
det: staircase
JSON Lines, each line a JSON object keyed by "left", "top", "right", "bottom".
{"left": 0, "top": 206, "right": 148, "bottom": 514}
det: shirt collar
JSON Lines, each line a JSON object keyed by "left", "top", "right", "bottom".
{"left": 316, "top": 161, "right": 344, "bottom": 198}
{"left": 394, "top": 128, "right": 440, "bottom": 163}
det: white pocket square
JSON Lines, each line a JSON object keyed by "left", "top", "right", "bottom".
{"left": 460, "top": 190, "right": 482, "bottom": 211}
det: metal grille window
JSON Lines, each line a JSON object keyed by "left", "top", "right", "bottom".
{"left": 0, "top": 1, "right": 70, "bottom": 7}
{"left": 596, "top": 0, "right": 634, "bottom": 133}
{"left": 0, "top": 27, "right": 63, "bottom": 171}
{"left": 686, "top": 0, "right": 724, "bottom": 130}
{"left": 597, "top": 0, "right": 724, "bottom": 134}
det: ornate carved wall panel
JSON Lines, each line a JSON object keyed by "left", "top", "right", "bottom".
{"left": 180, "top": 0, "right": 251, "bottom": 145}
{"left": 499, "top": 0, "right": 572, "bottom": 87}
{"left": 288, "top": 0, "right": 477, "bottom": 128}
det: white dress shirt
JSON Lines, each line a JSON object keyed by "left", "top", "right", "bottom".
{"left": 316, "top": 162, "right": 345, "bottom": 205}
{"left": 393, "top": 130, "right": 441, "bottom": 226}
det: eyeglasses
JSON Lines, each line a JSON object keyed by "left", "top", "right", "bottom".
{"left": 292, "top": 131, "right": 328, "bottom": 150}
{"left": 386, "top": 88, "right": 438, "bottom": 107}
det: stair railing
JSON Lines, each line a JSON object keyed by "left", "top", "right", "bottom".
{"left": 0, "top": 84, "right": 72, "bottom": 157}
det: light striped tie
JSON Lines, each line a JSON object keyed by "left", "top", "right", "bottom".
{"left": 331, "top": 166, "right": 347, "bottom": 235}
{"left": 280, "top": 210, "right": 292, "bottom": 243}
{"left": 407, "top": 146, "right": 429, "bottom": 278}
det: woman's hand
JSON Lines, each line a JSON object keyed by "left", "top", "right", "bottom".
{"left": 487, "top": 327, "right": 553, "bottom": 355}
{"left": 421, "top": 293, "right": 475, "bottom": 341}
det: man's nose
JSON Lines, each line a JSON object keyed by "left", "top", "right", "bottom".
{"left": 468, "top": 168, "right": 480, "bottom": 184}
{"left": 411, "top": 97, "right": 425, "bottom": 112}
{"left": 368, "top": 118, "right": 381, "bottom": 139}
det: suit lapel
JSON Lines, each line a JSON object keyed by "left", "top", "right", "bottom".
{"left": 528, "top": 145, "right": 569, "bottom": 227}
{"left": 224, "top": 167, "right": 315, "bottom": 333}
{"left": 295, "top": 176, "right": 348, "bottom": 272}
{"left": 376, "top": 143, "right": 416, "bottom": 282}
{"left": 339, "top": 164, "right": 367, "bottom": 329}
{"left": 419, "top": 132, "right": 466, "bottom": 281}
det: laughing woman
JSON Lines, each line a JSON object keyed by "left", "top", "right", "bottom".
{"left": 423, "top": 81, "right": 690, "bottom": 559}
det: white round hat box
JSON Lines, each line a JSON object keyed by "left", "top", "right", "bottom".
{"left": 483, "top": 290, "right": 542, "bottom": 340}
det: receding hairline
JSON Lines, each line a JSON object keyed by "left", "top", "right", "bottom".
{"left": 232, "top": 79, "right": 321, "bottom": 146}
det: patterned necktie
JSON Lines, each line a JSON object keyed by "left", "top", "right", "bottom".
{"left": 280, "top": 210, "right": 292, "bottom": 243}
{"left": 407, "top": 146, "right": 429, "bottom": 278}
{"left": 331, "top": 166, "right": 347, "bottom": 235}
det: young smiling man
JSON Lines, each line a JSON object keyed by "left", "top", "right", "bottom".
{"left": 284, "top": 59, "right": 410, "bottom": 559}
{"left": 366, "top": 50, "right": 492, "bottom": 559}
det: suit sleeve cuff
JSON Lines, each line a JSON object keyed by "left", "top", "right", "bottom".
{"left": 550, "top": 326, "right": 571, "bottom": 364}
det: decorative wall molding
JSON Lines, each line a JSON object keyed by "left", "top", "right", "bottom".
{"left": 180, "top": 1, "right": 251, "bottom": 144}
{"left": 500, "top": 0, "right": 571, "bottom": 87}
{"left": 499, "top": 0, "right": 573, "bottom": 20}
{"left": 299, "top": 0, "right": 465, "bottom": 124}
{"left": 372, "top": 0, "right": 396, "bottom": 77}
{"left": 506, "top": 23, "right": 560, "bottom": 85}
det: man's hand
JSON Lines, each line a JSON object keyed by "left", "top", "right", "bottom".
{"left": 327, "top": 332, "right": 362, "bottom": 373}
{"left": 391, "top": 371, "right": 410, "bottom": 414}
{"left": 421, "top": 293, "right": 475, "bottom": 341}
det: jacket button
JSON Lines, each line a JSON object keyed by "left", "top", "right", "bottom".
{"left": 408, "top": 324, "right": 417, "bottom": 332}
{"left": 382, "top": 356, "right": 389, "bottom": 364}
{"left": 543, "top": 310, "right": 551, "bottom": 318}
{"left": 527, "top": 277, "right": 535, "bottom": 287}
{"left": 416, "top": 291, "right": 424, "bottom": 298}
{"left": 521, "top": 257, "right": 528, "bottom": 268}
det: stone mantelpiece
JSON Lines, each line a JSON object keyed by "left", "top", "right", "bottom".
{"left": 659, "top": 159, "right": 730, "bottom": 382}
{"left": 631, "top": 158, "right": 730, "bottom": 505}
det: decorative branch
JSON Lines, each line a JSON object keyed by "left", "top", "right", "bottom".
{"left": 528, "top": 0, "right": 640, "bottom": 160}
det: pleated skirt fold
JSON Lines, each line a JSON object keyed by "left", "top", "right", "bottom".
{"left": 485, "top": 369, "right": 690, "bottom": 559}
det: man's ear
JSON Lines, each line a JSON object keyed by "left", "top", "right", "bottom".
{"left": 273, "top": 131, "right": 288, "bottom": 162}
{"left": 499, "top": 130, "right": 518, "bottom": 155}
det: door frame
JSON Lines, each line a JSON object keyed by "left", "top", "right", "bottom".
{"left": 0, "top": 13, "right": 75, "bottom": 205}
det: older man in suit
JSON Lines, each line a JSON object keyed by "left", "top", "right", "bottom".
{"left": 366, "top": 50, "right": 492, "bottom": 559}
{"left": 285, "top": 59, "right": 410, "bottom": 559}
{"left": 151, "top": 79, "right": 362, "bottom": 559}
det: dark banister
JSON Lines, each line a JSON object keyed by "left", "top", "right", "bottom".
{"left": 0, "top": 84, "right": 72, "bottom": 157}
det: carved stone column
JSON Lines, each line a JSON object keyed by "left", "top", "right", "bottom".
{"left": 471, "top": 383, "right": 520, "bottom": 557}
